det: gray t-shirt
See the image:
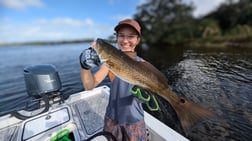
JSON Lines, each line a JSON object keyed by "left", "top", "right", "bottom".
{"left": 105, "top": 56, "right": 144, "bottom": 125}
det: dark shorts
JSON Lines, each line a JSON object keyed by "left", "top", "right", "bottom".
{"left": 104, "top": 117, "right": 147, "bottom": 141}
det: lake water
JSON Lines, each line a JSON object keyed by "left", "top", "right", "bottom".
{"left": 0, "top": 43, "right": 251, "bottom": 141}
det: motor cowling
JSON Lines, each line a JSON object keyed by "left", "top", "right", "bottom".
{"left": 23, "top": 64, "right": 62, "bottom": 98}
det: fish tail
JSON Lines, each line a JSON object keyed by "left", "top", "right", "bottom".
{"left": 161, "top": 89, "right": 215, "bottom": 130}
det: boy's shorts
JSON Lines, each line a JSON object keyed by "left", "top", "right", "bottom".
{"left": 104, "top": 117, "right": 148, "bottom": 141}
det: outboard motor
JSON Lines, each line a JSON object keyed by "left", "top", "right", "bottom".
{"left": 12, "top": 64, "right": 63, "bottom": 120}
{"left": 23, "top": 64, "right": 62, "bottom": 98}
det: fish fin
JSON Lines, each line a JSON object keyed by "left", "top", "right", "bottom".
{"left": 162, "top": 89, "right": 215, "bottom": 131}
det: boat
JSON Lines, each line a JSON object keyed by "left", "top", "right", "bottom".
{"left": 0, "top": 64, "right": 189, "bottom": 141}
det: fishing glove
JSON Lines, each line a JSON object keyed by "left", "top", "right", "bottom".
{"left": 79, "top": 47, "right": 101, "bottom": 70}
{"left": 130, "top": 85, "right": 160, "bottom": 111}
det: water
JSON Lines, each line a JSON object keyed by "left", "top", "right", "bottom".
{"left": 0, "top": 44, "right": 88, "bottom": 114}
{"left": 0, "top": 44, "right": 251, "bottom": 141}
{"left": 140, "top": 46, "right": 252, "bottom": 141}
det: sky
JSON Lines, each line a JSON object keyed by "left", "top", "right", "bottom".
{"left": 0, "top": 0, "right": 227, "bottom": 43}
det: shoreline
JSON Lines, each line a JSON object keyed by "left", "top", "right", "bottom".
{"left": 0, "top": 38, "right": 94, "bottom": 47}
{"left": 1, "top": 37, "right": 251, "bottom": 48}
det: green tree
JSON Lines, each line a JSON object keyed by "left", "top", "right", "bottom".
{"left": 134, "top": 0, "right": 195, "bottom": 46}
{"left": 198, "top": 18, "right": 221, "bottom": 38}
{"left": 205, "top": 0, "right": 252, "bottom": 32}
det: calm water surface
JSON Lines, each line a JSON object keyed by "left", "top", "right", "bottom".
{"left": 0, "top": 44, "right": 251, "bottom": 141}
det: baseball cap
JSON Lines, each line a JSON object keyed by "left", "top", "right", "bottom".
{"left": 114, "top": 19, "right": 141, "bottom": 35}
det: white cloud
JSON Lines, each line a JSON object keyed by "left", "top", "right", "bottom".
{"left": 183, "top": 0, "right": 226, "bottom": 17}
{"left": 83, "top": 18, "right": 94, "bottom": 27}
{"left": 1, "top": 25, "right": 81, "bottom": 42}
{"left": 22, "top": 26, "right": 41, "bottom": 36}
{"left": 35, "top": 18, "right": 94, "bottom": 27}
{"left": 35, "top": 18, "right": 48, "bottom": 24}
{"left": 0, "top": 0, "right": 44, "bottom": 10}
{"left": 52, "top": 18, "right": 84, "bottom": 27}
{"left": 0, "top": 17, "right": 111, "bottom": 43}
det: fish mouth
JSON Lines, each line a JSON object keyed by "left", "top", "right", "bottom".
{"left": 94, "top": 38, "right": 102, "bottom": 52}
{"left": 95, "top": 38, "right": 109, "bottom": 62}
{"left": 95, "top": 38, "right": 107, "bottom": 52}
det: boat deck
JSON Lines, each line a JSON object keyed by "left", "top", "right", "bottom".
{"left": 0, "top": 86, "right": 109, "bottom": 141}
{"left": 0, "top": 86, "right": 189, "bottom": 141}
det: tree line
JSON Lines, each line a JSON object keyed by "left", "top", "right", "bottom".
{"left": 133, "top": 0, "right": 252, "bottom": 47}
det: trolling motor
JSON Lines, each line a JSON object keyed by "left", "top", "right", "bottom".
{"left": 12, "top": 64, "right": 63, "bottom": 120}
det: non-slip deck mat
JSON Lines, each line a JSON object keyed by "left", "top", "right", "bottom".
{"left": 0, "top": 125, "right": 19, "bottom": 141}
{"left": 74, "top": 93, "right": 108, "bottom": 135}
